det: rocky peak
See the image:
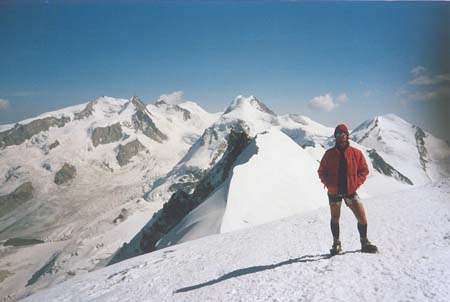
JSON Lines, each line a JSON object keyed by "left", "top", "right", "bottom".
{"left": 154, "top": 99, "right": 192, "bottom": 120}
{"left": 155, "top": 99, "right": 167, "bottom": 107}
{"left": 130, "top": 96, "right": 150, "bottom": 114}
{"left": 224, "top": 95, "right": 276, "bottom": 116}
{"left": 74, "top": 99, "right": 99, "bottom": 120}
{"left": 129, "top": 96, "right": 167, "bottom": 143}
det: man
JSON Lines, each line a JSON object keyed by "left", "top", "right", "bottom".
{"left": 318, "top": 124, "right": 378, "bottom": 255}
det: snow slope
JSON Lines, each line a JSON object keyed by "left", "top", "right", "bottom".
{"left": 155, "top": 129, "right": 419, "bottom": 250}
{"left": 127, "top": 99, "right": 439, "bottom": 260}
{"left": 156, "top": 128, "right": 326, "bottom": 248}
{"left": 22, "top": 178, "right": 450, "bottom": 302}
{"left": 350, "top": 114, "right": 450, "bottom": 185}
{"left": 0, "top": 96, "right": 219, "bottom": 300}
{"left": 2, "top": 95, "right": 449, "bottom": 301}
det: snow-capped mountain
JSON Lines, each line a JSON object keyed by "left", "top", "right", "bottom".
{"left": 0, "top": 96, "right": 220, "bottom": 300}
{"left": 350, "top": 114, "right": 450, "bottom": 185}
{"left": 21, "top": 179, "right": 450, "bottom": 302}
{"left": 156, "top": 128, "right": 326, "bottom": 249}
{"left": 113, "top": 96, "right": 449, "bottom": 264}
{"left": 1, "top": 94, "right": 449, "bottom": 301}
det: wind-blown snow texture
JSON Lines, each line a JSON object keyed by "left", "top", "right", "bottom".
{"left": 23, "top": 179, "right": 450, "bottom": 302}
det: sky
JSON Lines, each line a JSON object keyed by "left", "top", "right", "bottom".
{"left": 0, "top": 0, "right": 449, "bottom": 140}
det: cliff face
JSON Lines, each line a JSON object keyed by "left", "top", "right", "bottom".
{"left": 139, "top": 129, "right": 252, "bottom": 254}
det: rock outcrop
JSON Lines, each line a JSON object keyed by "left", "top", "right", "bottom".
{"left": 116, "top": 139, "right": 146, "bottom": 166}
{"left": 54, "top": 163, "right": 76, "bottom": 185}
{"left": 0, "top": 116, "right": 70, "bottom": 149}
{"left": 91, "top": 123, "right": 123, "bottom": 147}
{"left": 130, "top": 97, "right": 167, "bottom": 143}
{"left": 367, "top": 149, "right": 413, "bottom": 185}
{"left": 0, "top": 182, "right": 34, "bottom": 218}
{"left": 74, "top": 99, "right": 98, "bottom": 120}
{"left": 139, "top": 129, "right": 252, "bottom": 254}
{"left": 414, "top": 126, "right": 428, "bottom": 173}
{"left": 48, "top": 140, "right": 60, "bottom": 150}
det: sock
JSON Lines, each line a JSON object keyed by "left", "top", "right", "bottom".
{"left": 357, "top": 223, "right": 368, "bottom": 240}
{"left": 330, "top": 221, "right": 340, "bottom": 241}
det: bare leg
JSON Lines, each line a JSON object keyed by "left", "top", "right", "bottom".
{"left": 330, "top": 201, "right": 342, "bottom": 224}
{"left": 329, "top": 201, "right": 342, "bottom": 241}
{"left": 348, "top": 201, "right": 367, "bottom": 225}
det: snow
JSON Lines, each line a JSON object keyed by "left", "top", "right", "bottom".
{"left": 22, "top": 179, "right": 450, "bottom": 302}
{"left": 156, "top": 128, "right": 326, "bottom": 248}
{"left": 277, "top": 113, "right": 334, "bottom": 147}
{"left": 222, "top": 95, "right": 279, "bottom": 137}
{"left": 155, "top": 129, "right": 415, "bottom": 250}
{"left": 350, "top": 114, "right": 450, "bottom": 185}
{"left": 2, "top": 95, "right": 450, "bottom": 301}
{"left": 221, "top": 128, "right": 326, "bottom": 233}
{"left": 0, "top": 96, "right": 219, "bottom": 300}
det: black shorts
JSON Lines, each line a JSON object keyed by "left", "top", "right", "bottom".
{"left": 328, "top": 192, "right": 361, "bottom": 206}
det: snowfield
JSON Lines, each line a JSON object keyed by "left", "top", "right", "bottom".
{"left": 22, "top": 179, "right": 450, "bottom": 302}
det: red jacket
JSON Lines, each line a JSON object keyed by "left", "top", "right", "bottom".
{"left": 318, "top": 143, "right": 369, "bottom": 195}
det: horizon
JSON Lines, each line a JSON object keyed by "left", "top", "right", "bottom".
{"left": 0, "top": 1, "right": 448, "bottom": 139}
{"left": 0, "top": 93, "right": 444, "bottom": 140}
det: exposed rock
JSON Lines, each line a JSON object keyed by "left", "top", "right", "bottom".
{"left": 224, "top": 96, "right": 276, "bottom": 116}
{"left": 166, "top": 103, "right": 192, "bottom": 120}
{"left": 0, "top": 116, "right": 70, "bottom": 149}
{"left": 42, "top": 163, "right": 52, "bottom": 171}
{"left": 139, "top": 129, "right": 253, "bottom": 254}
{"left": 414, "top": 126, "right": 428, "bottom": 173}
{"left": 130, "top": 96, "right": 167, "bottom": 143}
{"left": 91, "top": 123, "right": 123, "bottom": 147}
{"left": 254, "top": 97, "right": 276, "bottom": 115}
{"left": 27, "top": 253, "right": 60, "bottom": 286}
{"left": 48, "top": 140, "right": 60, "bottom": 150}
{"left": 352, "top": 117, "right": 379, "bottom": 144}
{"left": 0, "top": 270, "right": 13, "bottom": 284}
{"left": 0, "top": 182, "right": 34, "bottom": 218}
{"left": 116, "top": 139, "right": 146, "bottom": 166}
{"left": 4, "top": 166, "right": 23, "bottom": 182}
{"left": 280, "top": 128, "right": 316, "bottom": 149}
{"left": 167, "top": 168, "right": 206, "bottom": 194}
{"left": 3, "top": 238, "right": 44, "bottom": 247}
{"left": 155, "top": 99, "right": 167, "bottom": 106}
{"left": 102, "top": 161, "right": 114, "bottom": 172}
{"left": 168, "top": 181, "right": 197, "bottom": 194}
{"left": 113, "top": 208, "right": 129, "bottom": 224}
{"left": 367, "top": 149, "right": 413, "bottom": 185}
{"left": 130, "top": 96, "right": 149, "bottom": 113}
{"left": 74, "top": 99, "right": 98, "bottom": 120}
{"left": 54, "top": 163, "right": 76, "bottom": 185}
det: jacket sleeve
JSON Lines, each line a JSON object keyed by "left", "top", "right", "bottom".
{"left": 356, "top": 151, "right": 369, "bottom": 187}
{"left": 318, "top": 151, "right": 329, "bottom": 188}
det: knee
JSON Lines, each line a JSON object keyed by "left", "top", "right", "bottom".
{"left": 331, "top": 216, "right": 340, "bottom": 224}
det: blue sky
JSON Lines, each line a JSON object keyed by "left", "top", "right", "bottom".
{"left": 0, "top": 1, "right": 448, "bottom": 139}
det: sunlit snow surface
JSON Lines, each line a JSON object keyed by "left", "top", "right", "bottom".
{"left": 23, "top": 179, "right": 450, "bottom": 302}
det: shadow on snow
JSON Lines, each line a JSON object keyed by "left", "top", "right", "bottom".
{"left": 174, "top": 250, "right": 360, "bottom": 294}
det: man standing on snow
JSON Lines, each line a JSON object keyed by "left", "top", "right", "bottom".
{"left": 318, "top": 124, "right": 378, "bottom": 255}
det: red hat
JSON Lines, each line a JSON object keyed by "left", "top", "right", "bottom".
{"left": 334, "top": 124, "right": 349, "bottom": 137}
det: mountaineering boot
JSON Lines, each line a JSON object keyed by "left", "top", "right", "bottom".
{"left": 360, "top": 238, "right": 378, "bottom": 253}
{"left": 330, "top": 239, "right": 342, "bottom": 255}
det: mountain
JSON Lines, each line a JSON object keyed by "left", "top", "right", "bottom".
{"left": 114, "top": 98, "right": 442, "bottom": 262}
{"left": 2, "top": 95, "right": 449, "bottom": 301}
{"left": 0, "top": 96, "right": 219, "bottom": 300}
{"left": 21, "top": 178, "right": 450, "bottom": 302}
{"left": 156, "top": 128, "right": 325, "bottom": 249}
{"left": 350, "top": 114, "right": 450, "bottom": 185}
